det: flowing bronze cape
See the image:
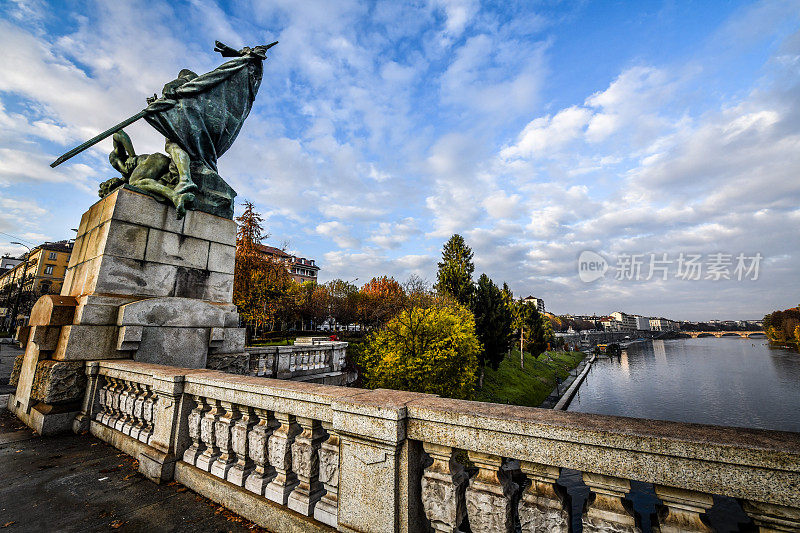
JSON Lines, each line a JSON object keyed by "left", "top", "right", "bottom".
{"left": 143, "top": 50, "right": 264, "bottom": 174}
{"left": 51, "top": 42, "right": 277, "bottom": 219}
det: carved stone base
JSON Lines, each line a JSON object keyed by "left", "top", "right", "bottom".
{"left": 265, "top": 477, "right": 300, "bottom": 506}
{"left": 244, "top": 471, "right": 273, "bottom": 496}
{"left": 313, "top": 498, "right": 338, "bottom": 528}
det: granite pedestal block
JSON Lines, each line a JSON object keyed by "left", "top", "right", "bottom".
{"left": 11, "top": 187, "right": 247, "bottom": 434}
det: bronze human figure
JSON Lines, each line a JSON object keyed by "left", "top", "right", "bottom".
{"left": 55, "top": 41, "right": 278, "bottom": 219}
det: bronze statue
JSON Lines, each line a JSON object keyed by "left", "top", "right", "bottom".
{"left": 53, "top": 41, "right": 278, "bottom": 219}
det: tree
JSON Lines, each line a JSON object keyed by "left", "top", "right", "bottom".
{"left": 359, "top": 276, "right": 406, "bottom": 329}
{"left": 325, "top": 279, "right": 360, "bottom": 329}
{"left": 234, "top": 201, "right": 297, "bottom": 337}
{"left": 434, "top": 234, "right": 474, "bottom": 307}
{"left": 472, "top": 274, "right": 513, "bottom": 373}
{"left": 248, "top": 261, "right": 295, "bottom": 332}
{"left": 763, "top": 306, "right": 800, "bottom": 343}
{"left": 360, "top": 300, "right": 479, "bottom": 399}
{"left": 296, "top": 281, "right": 330, "bottom": 331}
{"left": 513, "top": 299, "right": 548, "bottom": 366}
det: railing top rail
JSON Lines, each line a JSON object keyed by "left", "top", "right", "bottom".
{"left": 183, "top": 370, "right": 365, "bottom": 422}
{"left": 407, "top": 396, "right": 800, "bottom": 457}
{"left": 406, "top": 396, "right": 800, "bottom": 508}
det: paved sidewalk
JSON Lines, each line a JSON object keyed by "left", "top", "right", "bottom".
{"left": 0, "top": 341, "right": 22, "bottom": 394}
{"left": 0, "top": 407, "right": 265, "bottom": 532}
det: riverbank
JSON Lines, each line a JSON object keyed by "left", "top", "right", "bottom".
{"left": 475, "top": 349, "right": 585, "bottom": 407}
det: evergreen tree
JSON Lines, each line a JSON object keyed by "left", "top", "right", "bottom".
{"left": 472, "top": 274, "right": 513, "bottom": 371}
{"left": 434, "top": 234, "right": 474, "bottom": 307}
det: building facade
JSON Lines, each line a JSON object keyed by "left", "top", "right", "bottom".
{"left": 649, "top": 317, "right": 679, "bottom": 331}
{"left": 0, "top": 240, "right": 73, "bottom": 324}
{"left": 522, "top": 295, "right": 545, "bottom": 313}
{"left": 256, "top": 244, "right": 320, "bottom": 284}
{"left": 610, "top": 311, "right": 638, "bottom": 331}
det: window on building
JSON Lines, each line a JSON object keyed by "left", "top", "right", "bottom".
{"left": 44, "top": 265, "right": 54, "bottom": 275}
{"left": 49, "top": 251, "right": 57, "bottom": 260}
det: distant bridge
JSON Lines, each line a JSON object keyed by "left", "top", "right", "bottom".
{"left": 684, "top": 330, "right": 765, "bottom": 338}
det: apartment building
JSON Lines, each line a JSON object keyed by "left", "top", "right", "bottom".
{"left": 522, "top": 295, "right": 545, "bottom": 313}
{"left": 256, "top": 244, "right": 320, "bottom": 284}
{"left": 0, "top": 240, "right": 73, "bottom": 322}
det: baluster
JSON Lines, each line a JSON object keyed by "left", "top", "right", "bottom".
{"left": 265, "top": 412, "right": 302, "bottom": 505}
{"left": 96, "top": 377, "right": 111, "bottom": 425}
{"left": 465, "top": 451, "right": 517, "bottom": 533}
{"left": 582, "top": 472, "right": 640, "bottom": 533}
{"left": 130, "top": 382, "right": 145, "bottom": 440}
{"left": 421, "top": 442, "right": 468, "bottom": 533}
{"left": 210, "top": 401, "right": 239, "bottom": 479}
{"left": 245, "top": 408, "right": 278, "bottom": 495}
{"left": 289, "top": 353, "right": 297, "bottom": 373}
{"left": 288, "top": 417, "right": 326, "bottom": 515}
{"left": 126, "top": 381, "right": 139, "bottom": 435}
{"left": 102, "top": 377, "right": 116, "bottom": 426}
{"left": 183, "top": 395, "right": 208, "bottom": 466}
{"left": 314, "top": 422, "right": 340, "bottom": 528}
{"left": 652, "top": 485, "right": 713, "bottom": 532}
{"left": 108, "top": 377, "right": 122, "bottom": 428}
{"left": 115, "top": 380, "right": 131, "bottom": 432}
{"left": 742, "top": 500, "right": 800, "bottom": 532}
{"left": 518, "top": 461, "right": 569, "bottom": 532}
{"left": 228, "top": 404, "right": 256, "bottom": 486}
{"left": 196, "top": 398, "right": 222, "bottom": 471}
{"left": 140, "top": 386, "right": 156, "bottom": 444}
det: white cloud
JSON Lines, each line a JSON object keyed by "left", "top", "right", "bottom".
{"left": 315, "top": 220, "right": 360, "bottom": 249}
{"left": 369, "top": 217, "right": 420, "bottom": 249}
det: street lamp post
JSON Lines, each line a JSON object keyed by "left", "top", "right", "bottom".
{"left": 9, "top": 242, "right": 32, "bottom": 334}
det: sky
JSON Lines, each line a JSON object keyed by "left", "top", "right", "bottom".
{"left": 0, "top": 0, "right": 799, "bottom": 321}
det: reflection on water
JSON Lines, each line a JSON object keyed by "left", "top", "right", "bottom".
{"left": 569, "top": 337, "right": 800, "bottom": 432}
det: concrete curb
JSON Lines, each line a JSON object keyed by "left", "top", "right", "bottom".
{"left": 554, "top": 354, "right": 595, "bottom": 411}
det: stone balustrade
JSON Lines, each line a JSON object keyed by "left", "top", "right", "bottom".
{"left": 76, "top": 359, "right": 800, "bottom": 533}
{"left": 245, "top": 341, "right": 350, "bottom": 385}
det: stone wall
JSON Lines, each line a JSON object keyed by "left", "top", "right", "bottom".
{"left": 75, "top": 359, "right": 800, "bottom": 533}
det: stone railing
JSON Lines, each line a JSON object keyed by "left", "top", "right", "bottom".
{"left": 75, "top": 360, "right": 800, "bottom": 533}
{"left": 245, "top": 341, "right": 349, "bottom": 385}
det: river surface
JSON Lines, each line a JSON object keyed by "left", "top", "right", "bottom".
{"left": 567, "top": 337, "right": 800, "bottom": 432}
{"left": 558, "top": 338, "right": 799, "bottom": 531}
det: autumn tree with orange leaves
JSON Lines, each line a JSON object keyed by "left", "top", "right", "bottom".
{"left": 358, "top": 276, "right": 405, "bottom": 329}
{"left": 234, "top": 201, "right": 295, "bottom": 337}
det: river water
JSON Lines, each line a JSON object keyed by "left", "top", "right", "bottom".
{"left": 567, "top": 337, "right": 800, "bottom": 432}
{"left": 558, "top": 337, "right": 800, "bottom": 531}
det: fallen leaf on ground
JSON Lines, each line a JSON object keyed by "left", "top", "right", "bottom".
{"left": 110, "top": 520, "right": 124, "bottom": 529}
{"left": 2, "top": 522, "right": 16, "bottom": 528}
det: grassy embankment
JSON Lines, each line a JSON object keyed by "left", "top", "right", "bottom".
{"left": 475, "top": 349, "right": 585, "bottom": 407}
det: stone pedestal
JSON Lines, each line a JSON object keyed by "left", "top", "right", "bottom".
{"left": 10, "top": 186, "right": 248, "bottom": 434}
